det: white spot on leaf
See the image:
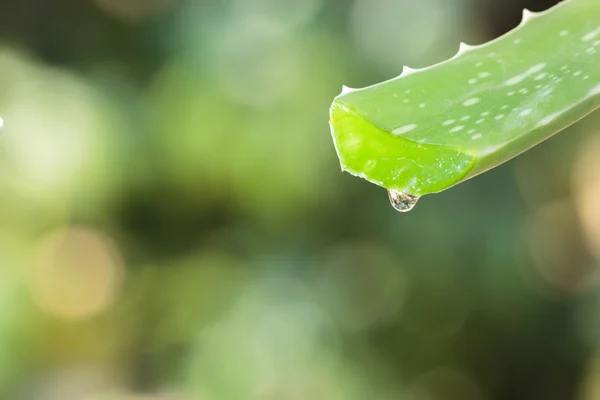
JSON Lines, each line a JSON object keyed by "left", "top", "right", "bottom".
{"left": 506, "top": 63, "right": 546, "bottom": 85}
{"left": 463, "top": 98, "right": 480, "bottom": 106}
{"left": 393, "top": 124, "right": 417, "bottom": 135}
{"left": 520, "top": 109, "right": 532, "bottom": 116}
{"left": 583, "top": 28, "right": 600, "bottom": 42}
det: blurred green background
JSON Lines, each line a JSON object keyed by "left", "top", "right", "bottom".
{"left": 0, "top": 0, "right": 599, "bottom": 399}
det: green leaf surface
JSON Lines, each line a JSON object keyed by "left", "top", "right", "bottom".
{"left": 330, "top": 0, "right": 600, "bottom": 198}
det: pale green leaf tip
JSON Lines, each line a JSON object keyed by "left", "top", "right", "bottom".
{"left": 329, "top": 101, "right": 476, "bottom": 196}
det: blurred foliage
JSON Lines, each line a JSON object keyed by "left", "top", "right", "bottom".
{"left": 0, "top": 0, "right": 599, "bottom": 399}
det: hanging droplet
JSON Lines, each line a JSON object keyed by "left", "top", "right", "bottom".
{"left": 388, "top": 189, "right": 419, "bottom": 212}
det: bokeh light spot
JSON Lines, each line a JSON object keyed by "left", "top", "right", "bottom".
{"left": 351, "top": 0, "right": 467, "bottom": 72}
{"left": 28, "top": 227, "right": 124, "bottom": 320}
{"left": 527, "top": 201, "right": 597, "bottom": 294}
{"left": 573, "top": 133, "right": 600, "bottom": 261}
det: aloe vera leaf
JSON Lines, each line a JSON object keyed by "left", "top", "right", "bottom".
{"left": 330, "top": 0, "right": 600, "bottom": 197}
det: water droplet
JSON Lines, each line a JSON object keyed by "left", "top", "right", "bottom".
{"left": 388, "top": 190, "right": 419, "bottom": 212}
